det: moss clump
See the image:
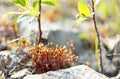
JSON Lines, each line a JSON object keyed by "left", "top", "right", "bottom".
{"left": 28, "top": 42, "right": 78, "bottom": 74}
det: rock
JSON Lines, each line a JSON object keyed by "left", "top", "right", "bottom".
{"left": 18, "top": 17, "right": 38, "bottom": 45}
{"left": 0, "top": 51, "right": 11, "bottom": 71}
{"left": 0, "top": 43, "right": 8, "bottom": 51}
{"left": 79, "top": 46, "right": 118, "bottom": 77}
{"left": 112, "top": 40, "right": 120, "bottom": 69}
{"left": 0, "top": 50, "right": 33, "bottom": 77}
{"left": 7, "top": 51, "right": 33, "bottom": 76}
{"left": 101, "top": 36, "right": 120, "bottom": 76}
{"left": 47, "top": 30, "right": 85, "bottom": 56}
{"left": 24, "top": 65, "right": 109, "bottom": 79}
{"left": 110, "top": 71, "right": 120, "bottom": 79}
{"left": 101, "top": 46, "right": 118, "bottom": 77}
{"left": 11, "top": 68, "right": 32, "bottom": 79}
{"left": 47, "top": 30, "right": 96, "bottom": 66}
{"left": 18, "top": 17, "right": 79, "bottom": 45}
{"left": 101, "top": 36, "right": 120, "bottom": 51}
{"left": 0, "top": 71, "right": 2, "bottom": 77}
{"left": 110, "top": 40, "right": 120, "bottom": 79}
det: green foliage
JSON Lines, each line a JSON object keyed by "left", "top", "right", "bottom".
{"left": 78, "top": 33, "right": 89, "bottom": 40}
{"left": 42, "top": 0, "right": 59, "bottom": 6}
{"left": 74, "top": 17, "right": 87, "bottom": 26}
{"left": 33, "top": 1, "right": 39, "bottom": 13}
{"left": 9, "top": 0, "right": 59, "bottom": 21}
{"left": 17, "top": 13, "right": 32, "bottom": 20}
{"left": 78, "top": 2, "right": 92, "bottom": 17}
{"left": 75, "top": 0, "right": 101, "bottom": 25}
{"left": 76, "top": 0, "right": 101, "bottom": 71}
{"left": 11, "top": 0, "right": 29, "bottom": 8}
{"left": 74, "top": 1, "right": 92, "bottom": 25}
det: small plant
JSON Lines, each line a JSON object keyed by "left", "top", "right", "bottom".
{"left": 28, "top": 42, "right": 78, "bottom": 74}
{"left": 75, "top": 0, "right": 103, "bottom": 73}
{"left": 9, "top": 0, "right": 59, "bottom": 44}
{"left": 9, "top": 0, "right": 79, "bottom": 74}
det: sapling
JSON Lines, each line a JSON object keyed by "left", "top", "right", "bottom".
{"left": 91, "top": 0, "right": 103, "bottom": 73}
{"left": 75, "top": 0, "right": 103, "bottom": 73}
{"left": 9, "top": 0, "right": 59, "bottom": 44}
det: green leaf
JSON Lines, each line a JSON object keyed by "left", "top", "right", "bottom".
{"left": 74, "top": 16, "right": 87, "bottom": 26}
{"left": 42, "top": 0, "right": 59, "bottom": 6}
{"left": 33, "top": 1, "right": 39, "bottom": 13}
{"left": 31, "top": 11, "right": 40, "bottom": 18}
{"left": 17, "top": 12, "right": 32, "bottom": 21}
{"left": 78, "top": 2, "right": 92, "bottom": 17}
{"left": 25, "top": 0, "right": 30, "bottom": 9}
{"left": 11, "top": 0, "right": 29, "bottom": 9}
{"left": 78, "top": 33, "right": 89, "bottom": 40}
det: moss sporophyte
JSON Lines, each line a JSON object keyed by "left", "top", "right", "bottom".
{"left": 28, "top": 42, "right": 78, "bottom": 74}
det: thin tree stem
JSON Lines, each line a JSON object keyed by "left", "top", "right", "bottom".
{"left": 37, "top": 0, "right": 42, "bottom": 44}
{"left": 91, "top": 0, "right": 103, "bottom": 73}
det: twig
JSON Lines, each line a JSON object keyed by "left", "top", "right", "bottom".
{"left": 91, "top": 0, "right": 103, "bottom": 73}
{"left": 37, "top": 0, "right": 42, "bottom": 44}
{"left": 107, "top": 54, "right": 120, "bottom": 57}
{"left": 0, "top": 31, "right": 36, "bottom": 46}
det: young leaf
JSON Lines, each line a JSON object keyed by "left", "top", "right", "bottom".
{"left": 33, "top": 1, "right": 39, "bottom": 13}
{"left": 17, "top": 12, "right": 32, "bottom": 21}
{"left": 74, "top": 17, "right": 87, "bottom": 26}
{"left": 11, "top": 0, "right": 29, "bottom": 9}
{"left": 78, "top": 2, "right": 92, "bottom": 17}
{"left": 25, "top": 0, "right": 30, "bottom": 9}
{"left": 42, "top": 0, "right": 59, "bottom": 6}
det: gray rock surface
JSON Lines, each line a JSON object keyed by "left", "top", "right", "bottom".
{"left": 48, "top": 30, "right": 85, "bottom": 56}
{"left": 112, "top": 40, "right": 120, "bottom": 69}
{"left": 11, "top": 68, "right": 32, "bottom": 78}
{"left": 18, "top": 17, "right": 78, "bottom": 45}
{"left": 0, "top": 71, "right": 2, "bottom": 77}
{"left": 110, "top": 71, "right": 120, "bottom": 79}
{"left": 24, "top": 65, "right": 109, "bottom": 79}
{"left": 101, "top": 36, "right": 120, "bottom": 76}
{"left": 48, "top": 30, "right": 95, "bottom": 62}
{"left": 110, "top": 40, "right": 120, "bottom": 79}
{"left": 0, "top": 50, "right": 32, "bottom": 78}
{"left": 101, "top": 45, "right": 118, "bottom": 76}
{"left": 18, "top": 17, "right": 38, "bottom": 45}
{"left": 101, "top": 36, "right": 120, "bottom": 51}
